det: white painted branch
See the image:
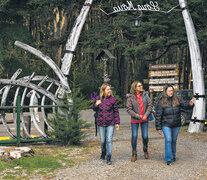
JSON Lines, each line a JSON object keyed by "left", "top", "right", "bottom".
{"left": 1, "top": 69, "right": 22, "bottom": 139}
{"left": 19, "top": 76, "right": 63, "bottom": 88}
{"left": 61, "top": 0, "right": 93, "bottom": 75}
{"left": 14, "top": 41, "right": 70, "bottom": 93}
{"left": 0, "top": 79, "right": 60, "bottom": 105}
{"left": 29, "top": 76, "right": 49, "bottom": 137}
{"left": 179, "top": 0, "right": 206, "bottom": 133}
{"left": 1, "top": 69, "right": 22, "bottom": 106}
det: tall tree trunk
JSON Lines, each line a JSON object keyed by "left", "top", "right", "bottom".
{"left": 124, "top": 59, "right": 129, "bottom": 97}
{"left": 178, "top": 47, "right": 184, "bottom": 89}
{"left": 52, "top": 8, "right": 68, "bottom": 66}
{"left": 183, "top": 48, "right": 188, "bottom": 89}
{"left": 116, "top": 50, "right": 122, "bottom": 95}
{"left": 120, "top": 55, "right": 126, "bottom": 97}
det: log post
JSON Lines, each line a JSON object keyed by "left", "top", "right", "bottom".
{"left": 179, "top": 0, "right": 206, "bottom": 133}
{"left": 61, "top": 0, "right": 93, "bottom": 75}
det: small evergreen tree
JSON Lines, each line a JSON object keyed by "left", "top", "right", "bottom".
{"left": 48, "top": 88, "right": 92, "bottom": 145}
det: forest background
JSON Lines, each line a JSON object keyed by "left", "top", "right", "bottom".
{"left": 0, "top": 0, "right": 206, "bottom": 105}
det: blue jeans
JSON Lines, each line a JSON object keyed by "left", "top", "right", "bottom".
{"left": 98, "top": 125, "right": 115, "bottom": 156}
{"left": 162, "top": 126, "right": 180, "bottom": 162}
{"left": 131, "top": 121, "right": 149, "bottom": 152}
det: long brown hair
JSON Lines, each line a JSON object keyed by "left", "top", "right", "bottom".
{"left": 99, "top": 83, "right": 112, "bottom": 100}
{"left": 161, "top": 85, "right": 180, "bottom": 108}
{"left": 130, "top": 81, "right": 143, "bottom": 94}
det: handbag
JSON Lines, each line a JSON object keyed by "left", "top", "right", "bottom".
{"left": 144, "top": 94, "right": 154, "bottom": 121}
{"left": 149, "top": 111, "right": 154, "bottom": 121}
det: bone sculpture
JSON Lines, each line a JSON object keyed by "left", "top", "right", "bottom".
{"left": 0, "top": 41, "right": 70, "bottom": 139}
{"left": 0, "top": 0, "right": 93, "bottom": 139}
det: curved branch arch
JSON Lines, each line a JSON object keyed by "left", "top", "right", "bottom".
{"left": 14, "top": 41, "right": 70, "bottom": 94}
{"left": 0, "top": 79, "right": 60, "bottom": 105}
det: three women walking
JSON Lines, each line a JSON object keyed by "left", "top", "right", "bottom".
{"left": 93, "top": 83, "right": 120, "bottom": 165}
{"left": 126, "top": 81, "right": 153, "bottom": 162}
{"left": 93, "top": 82, "right": 194, "bottom": 166}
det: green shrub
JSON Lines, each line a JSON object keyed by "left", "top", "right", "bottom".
{"left": 48, "top": 88, "right": 92, "bottom": 145}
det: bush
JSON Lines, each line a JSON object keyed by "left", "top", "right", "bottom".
{"left": 48, "top": 88, "right": 92, "bottom": 145}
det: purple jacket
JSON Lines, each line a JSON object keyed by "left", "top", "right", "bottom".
{"left": 93, "top": 95, "right": 120, "bottom": 127}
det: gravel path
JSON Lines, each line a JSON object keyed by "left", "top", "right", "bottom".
{"left": 52, "top": 122, "right": 207, "bottom": 180}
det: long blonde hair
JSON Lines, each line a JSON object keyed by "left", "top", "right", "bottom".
{"left": 130, "top": 81, "right": 143, "bottom": 94}
{"left": 99, "top": 83, "right": 112, "bottom": 100}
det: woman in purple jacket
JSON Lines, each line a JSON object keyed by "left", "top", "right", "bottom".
{"left": 93, "top": 83, "right": 120, "bottom": 165}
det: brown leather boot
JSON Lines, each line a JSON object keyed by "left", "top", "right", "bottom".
{"left": 131, "top": 151, "right": 137, "bottom": 162}
{"left": 144, "top": 152, "right": 149, "bottom": 159}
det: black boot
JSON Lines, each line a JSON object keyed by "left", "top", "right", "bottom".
{"left": 106, "top": 155, "right": 112, "bottom": 165}
{"left": 100, "top": 152, "right": 106, "bottom": 160}
{"left": 100, "top": 143, "right": 106, "bottom": 160}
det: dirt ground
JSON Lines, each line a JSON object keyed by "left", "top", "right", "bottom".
{"left": 2, "top": 109, "right": 206, "bottom": 180}
{"left": 50, "top": 121, "right": 207, "bottom": 180}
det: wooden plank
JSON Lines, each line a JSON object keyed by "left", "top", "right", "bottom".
{"left": 143, "top": 79, "right": 149, "bottom": 84}
{"left": 149, "top": 70, "right": 179, "bottom": 77}
{"left": 149, "top": 64, "right": 178, "bottom": 70}
{"left": 149, "top": 78, "right": 179, "bottom": 84}
{"left": 0, "top": 119, "right": 14, "bottom": 124}
{"left": 174, "top": 9, "right": 182, "bottom": 12}
{"left": 149, "top": 84, "right": 179, "bottom": 92}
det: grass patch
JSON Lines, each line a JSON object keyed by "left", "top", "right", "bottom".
{"left": 2, "top": 174, "right": 34, "bottom": 180}
{"left": 81, "top": 147, "right": 90, "bottom": 153}
{"left": 57, "top": 154, "right": 68, "bottom": 158}
{"left": 0, "top": 159, "right": 14, "bottom": 171}
{"left": 38, "top": 171, "right": 48, "bottom": 175}
{"left": 12, "top": 155, "right": 62, "bottom": 173}
{"left": 0, "top": 144, "right": 94, "bottom": 179}
{"left": 2, "top": 175, "right": 16, "bottom": 179}
{"left": 4, "top": 171, "right": 24, "bottom": 178}
{"left": 179, "top": 126, "right": 189, "bottom": 134}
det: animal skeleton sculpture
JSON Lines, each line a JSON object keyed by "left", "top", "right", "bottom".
{"left": 0, "top": 0, "right": 93, "bottom": 139}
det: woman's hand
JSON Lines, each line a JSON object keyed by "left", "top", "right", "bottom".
{"left": 115, "top": 124, "right": 119, "bottom": 131}
{"left": 95, "top": 100, "right": 101, "bottom": 106}
{"left": 157, "top": 130, "right": 162, "bottom": 135}
{"left": 189, "top": 98, "right": 194, "bottom": 106}
{"left": 142, "top": 115, "right": 147, "bottom": 121}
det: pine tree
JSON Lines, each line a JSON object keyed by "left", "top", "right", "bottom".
{"left": 48, "top": 87, "right": 92, "bottom": 145}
